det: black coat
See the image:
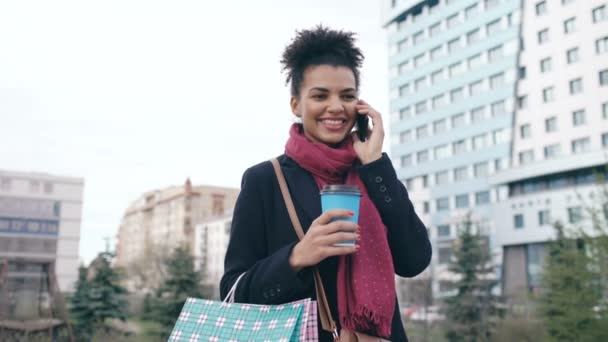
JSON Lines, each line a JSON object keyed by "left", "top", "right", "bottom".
{"left": 220, "top": 153, "right": 432, "bottom": 342}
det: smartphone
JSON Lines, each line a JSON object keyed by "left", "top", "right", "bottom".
{"left": 356, "top": 113, "right": 369, "bottom": 142}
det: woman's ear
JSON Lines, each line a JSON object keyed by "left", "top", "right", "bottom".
{"left": 290, "top": 96, "right": 301, "bottom": 118}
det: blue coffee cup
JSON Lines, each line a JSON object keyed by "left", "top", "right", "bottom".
{"left": 320, "top": 185, "right": 361, "bottom": 247}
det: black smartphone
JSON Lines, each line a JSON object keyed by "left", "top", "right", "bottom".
{"left": 356, "top": 113, "right": 369, "bottom": 142}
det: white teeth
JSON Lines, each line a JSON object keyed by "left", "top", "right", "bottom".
{"left": 321, "top": 119, "right": 344, "bottom": 125}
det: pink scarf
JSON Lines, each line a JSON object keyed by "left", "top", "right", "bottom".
{"left": 285, "top": 124, "right": 395, "bottom": 338}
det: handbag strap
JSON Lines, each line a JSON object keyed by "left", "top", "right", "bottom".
{"left": 270, "top": 158, "right": 340, "bottom": 341}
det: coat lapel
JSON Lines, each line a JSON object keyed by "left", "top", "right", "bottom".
{"left": 280, "top": 156, "right": 321, "bottom": 230}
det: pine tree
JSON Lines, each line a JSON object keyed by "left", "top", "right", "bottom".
{"left": 70, "top": 266, "right": 95, "bottom": 340}
{"left": 69, "top": 252, "right": 129, "bottom": 339}
{"left": 443, "top": 214, "right": 501, "bottom": 342}
{"left": 539, "top": 222, "right": 606, "bottom": 341}
{"left": 148, "top": 246, "right": 206, "bottom": 338}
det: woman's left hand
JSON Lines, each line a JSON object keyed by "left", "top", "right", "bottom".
{"left": 353, "top": 99, "right": 384, "bottom": 165}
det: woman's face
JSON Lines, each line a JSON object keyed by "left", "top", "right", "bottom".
{"left": 291, "top": 65, "right": 358, "bottom": 146}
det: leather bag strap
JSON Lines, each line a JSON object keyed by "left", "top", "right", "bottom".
{"left": 270, "top": 158, "right": 339, "bottom": 340}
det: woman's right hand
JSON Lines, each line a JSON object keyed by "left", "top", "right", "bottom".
{"left": 289, "top": 209, "right": 360, "bottom": 272}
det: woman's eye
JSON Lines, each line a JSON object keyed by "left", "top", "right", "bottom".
{"left": 312, "top": 94, "right": 326, "bottom": 100}
{"left": 342, "top": 95, "right": 357, "bottom": 100}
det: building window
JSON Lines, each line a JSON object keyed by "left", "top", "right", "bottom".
{"left": 545, "top": 117, "right": 557, "bottom": 132}
{"left": 485, "top": 0, "right": 500, "bottom": 10}
{"left": 399, "top": 130, "right": 411, "bottom": 143}
{"left": 437, "top": 225, "right": 450, "bottom": 237}
{"left": 455, "top": 194, "right": 470, "bottom": 208}
{"left": 597, "top": 37, "right": 608, "bottom": 54}
{"left": 542, "top": 87, "right": 554, "bottom": 103}
{"left": 538, "top": 29, "right": 549, "bottom": 44}
{"left": 490, "top": 73, "right": 504, "bottom": 89}
{"left": 467, "top": 29, "right": 481, "bottom": 45}
{"left": 453, "top": 140, "right": 466, "bottom": 155}
{"left": 433, "top": 119, "right": 447, "bottom": 134}
{"left": 469, "top": 80, "right": 483, "bottom": 96}
{"left": 566, "top": 47, "right": 579, "bottom": 64}
{"left": 540, "top": 57, "right": 552, "bottom": 73}
{"left": 452, "top": 113, "right": 466, "bottom": 128}
{"left": 472, "top": 134, "right": 487, "bottom": 151}
{"left": 43, "top": 182, "right": 54, "bottom": 194}
{"left": 401, "top": 154, "right": 412, "bottom": 167}
{"left": 399, "top": 84, "right": 410, "bottom": 96}
{"left": 398, "top": 61, "right": 409, "bottom": 75}
{"left": 454, "top": 166, "right": 468, "bottom": 181}
{"left": 436, "top": 197, "right": 450, "bottom": 212}
{"left": 571, "top": 137, "right": 590, "bottom": 153}
{"left": 423, "top": 201, "right": 430, "bottom": 213}
{"left": 544, "top": 144, "right": 561, "bottom": 159}
{"left": 486, "top": 19, "right": 501, "bottom": 36}
{"left": 430, "top": 22, "right": 441, "bottom": 37}
{"left": 517, "top": 95, "right": 528, "bottom": 109}
{"left": 563, "top": 17, "right": 576, "bottom": 34}
{"left": 438, "top": 247, "right": 452, "bottom": 264}
{"left": 413, "top": 31, "right": 424, "bottom": 45}
{"left": 569, "top": 78, "right": 583, "bottom": 95}
{"left": 399, "top": 107, "right": 411, "bottom": 120}
{"left": 414, "top": 77, "right": 426, "bottom": 91}
{"left": 397, "top": 38, "right": 408, "bottom": 52}
{"left": 415, "top": 101, "right": 427, "bottom": 115}
{"left": 471, "top": 106, "right": 485, "bottom": 122}
{"left": 535, "top": 1, "right": 547, "bottom": 16}
{"left": 600, "top": 69, "right": 608, "bottom": 86}
{"left": 520, "top": 124, "right": 531, "bottom": 139}
{"left": 416, "top": 125, "right": 429, "bottom": 139}
{"left": 433, "top": 94, "right": 446, "bottom": 109}
{"left": 474, "top": 162, "right": 489, "bottom": 177}
{"left": 475, "top": 191, "right": 490, "bottom": 205}
{"left": 538, "top": 210, "right": 551, "bottom": 226}
{"left": 449, "top": 62, "right": 463, "bottom": 77}
{"left": 491, "top": 100, "right": 506, "bottom": 116}
{"left": 486, "top": 45, "right": 503, "bottom": 63}
{"left": 431, "top": 69, "right": 444, "bottom": 84}
{"left": 465, "top": 4, "right": 478, "bottom": 19}
{"left": 448, "top": 38, "right": 461, "bottom": 53}
{"left": 603, "top": 133, "right": 608, "bottom": 147}
{"left": 593, "top": 5, "right": 607, "bottom": 23}
{"left": 405, "top": 178, "right": 414, "bottom": 189}
{"left": 435, "top": 171, "right": 449, "bottom": 185}
{"left": 435, "top": 144, "right": 450, "bottom": 159}
{"left": 514, "top": 214, "right": 524, "bottom": 229}
{"left": 430, "top": 46, "right": 442, "bottom": 60}
{"left": 568, "top": 207, "right": 582, "bottom": 224}
{"left": 519, "top": 66, "right": 527, "bottom": 79}
{"left": 495, "top": 158, "right": 503, "bottom": 171}
{"left": 447, "top": 14, "right": 460, "bottom": 29}
{"left": 450, "top": 87, "right": 464, "bottom": 103}
{"left": 603, "top": 102, "right": 608, "bottom": 119}
{"left": 416, "top": 151, "right": 429, "bottom": 164}
{"left": 422, "top": 175, "right": 428, "bottom": 188}
{"left": 212, "top": 193, "right": 226, "bottom": 216}
{"left": 468, "top": 54, "right": 483, "bottom": 70}
{"left": 519, "top": 150, "right": 534, "bottom": 165}
{"left": 0, "top": 177, "right": 11, "bottom": 192}
{"left": 414, "top": 53, "right": 425, "bottom": 67}
{"left": 562, "top": 0, "right": 574, "bottom": 5}
{"left": 572, "top": 109, "right": 586, "bottom": 126}
{"left": 29, "top": 180, "right": 40, "bottom": 193}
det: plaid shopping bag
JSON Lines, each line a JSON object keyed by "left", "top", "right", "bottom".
{"left": 168, "top": 297, "right": 318, "bottom": 341}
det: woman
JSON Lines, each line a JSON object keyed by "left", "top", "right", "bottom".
{"left": 220, "top": 26, "right": 432, "bottom": 341}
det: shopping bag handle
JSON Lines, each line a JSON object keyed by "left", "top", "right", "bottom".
{"left": 223, "top": 272, "right": 246, "bottom": 304}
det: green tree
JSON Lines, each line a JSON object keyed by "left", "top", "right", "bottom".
{"left": 443, "top": 214, "right": 501, "bottom": 342}
{"left": 69, "top": 252, "right": 129, "bottom": 339}
{"left": 539, "top": 219, "right": 608, "bottom": 341}
{"left": 70, "top": 266, "right": 95, "bottom": 340}
{"left": 148, "top": 246, "right": 209, "bottom": 338}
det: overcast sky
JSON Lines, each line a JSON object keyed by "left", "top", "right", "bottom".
{"left": 0, "top": 0, "right": 391, "bottom": 264}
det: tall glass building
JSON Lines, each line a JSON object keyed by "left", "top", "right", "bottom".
{"left": 382, "top": 0, "right": 521, "bottom": 298}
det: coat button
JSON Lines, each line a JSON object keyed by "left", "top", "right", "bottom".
{"left": 379, "top": 185, "right": 387, "bottom": 192}
{"left": 375, "top": 176, "right": 383, "bottom": 183}
{"left": 384, "top": 195, "right": 392, "bottom": 203}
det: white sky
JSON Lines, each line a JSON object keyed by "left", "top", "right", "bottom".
{"left": 0, "top": 0, "right": 390, "bottom": 264}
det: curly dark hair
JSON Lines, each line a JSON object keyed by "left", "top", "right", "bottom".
{"left": 280, "top": 25, "right": 364, "bottom": 97}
